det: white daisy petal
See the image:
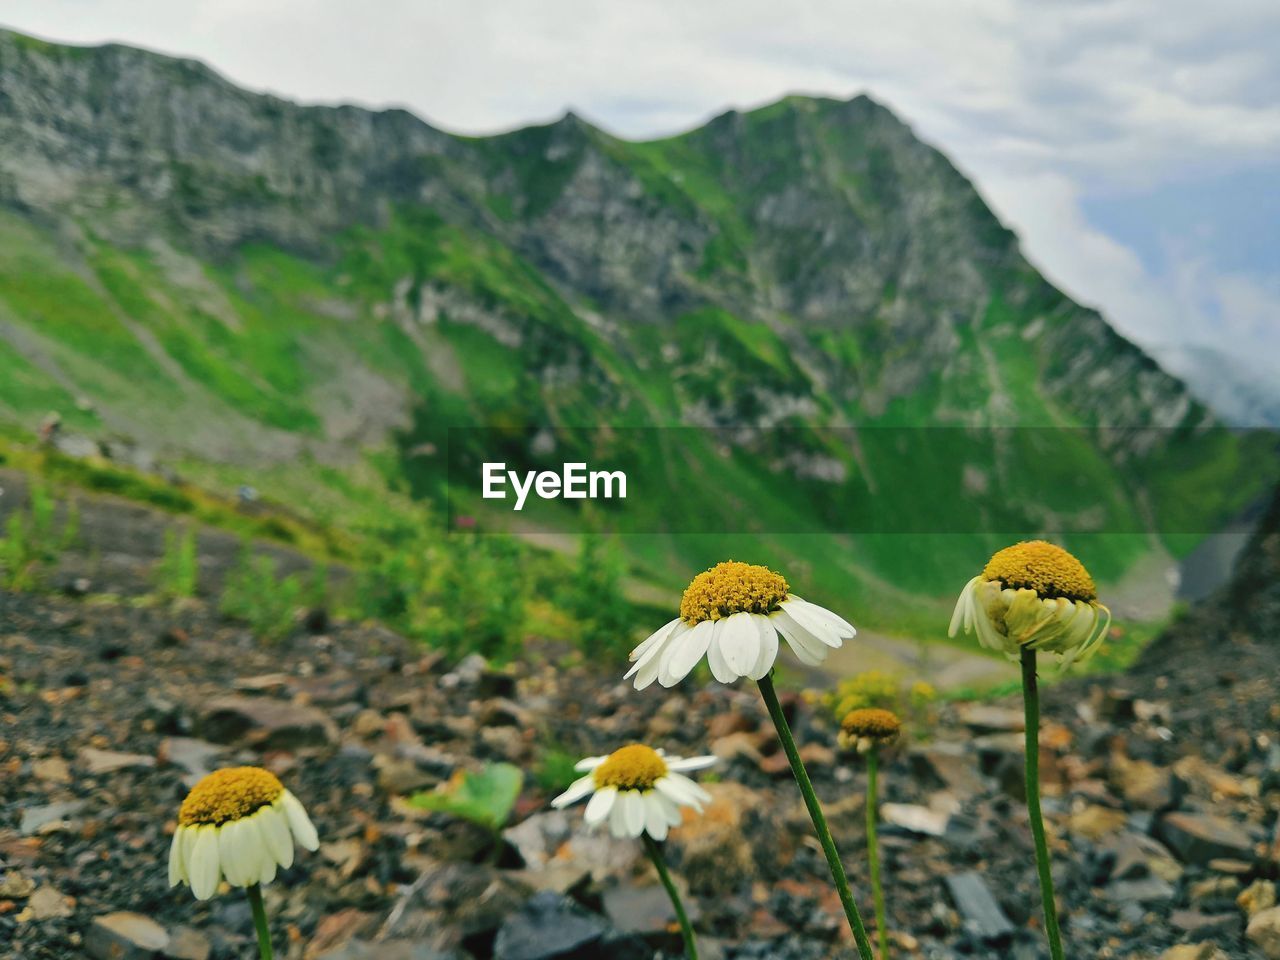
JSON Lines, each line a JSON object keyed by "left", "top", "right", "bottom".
{"left": 552, "top": 775, "right": 597, "bottom": 809}
{"left": 667, "top": 755, "right": 718, "bottom": 773}
{"left": 644, "top": 793, "right": 670, "bottom": 840}
{"left": 629, "top": 617, "right": 682, "bottom": 663}
{"left": 189, "top": 825, "right": 222, "bottom": 901}
{"left": 747, "top": 615, "right": 779, "bottom": 680}
{"left": 584, "top": 786, "right": 618, "bottom": 826}
{"left": 780, "top": 599, "right": 844, "bottom": 648}
{"left": 720, "top": 611, "right": 760, "bottom": 678}
{"left": 667, "top": 772, "right": 712, "bottom": 807}
{"left": 788, "top": 597, "right": 857, "bottom": 638}
{"left": 608, "top": 796, "right": 632, "bottom": 837}
{"left": 631, "top": 654, "right": 665, "bottom": 690}
{"left": 626, "top": 620, "right": 686, "bottom": 679}
{"left": 280, "top": 791, "right": 319, "bottom": 851}
{"left": 655, "top": 774, "right": 703, "bottom": 809}
{"left": 573, "top": 756, "right": 608, "bottom": 772}
{"left": 260, "top": 804, "right": 294, "bottom": 870}
{"left": 771, "top": 609, "right": 828, "bottom": 665}
{"left": 219, "top": 819, "right": 245, "bottom": 887}
{"left": 705, "top": 619, "right": 736, "bottom": 683}
{"left": 168, "top": 827, "right": 187, "bottom": 887}
{"left": 659, "top": 619, "right": 714, "bottom": 687}
{"left": 622, "top": 790, "right": 647, "bottom": 837}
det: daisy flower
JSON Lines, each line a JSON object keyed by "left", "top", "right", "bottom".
{"left": 551, "top": 744, "right": 716, "bottom": 840}
{"left": 948, "top": 540, "right": 1112, "bottom": 668}
{"left": 838, "top": 707, "right": 903, "bottom": 754}
{"left": 169, "top": 766, "right": 319, "bottom": 901}
{"left": 626, "top": 560, "right": 856, "bottom": 689}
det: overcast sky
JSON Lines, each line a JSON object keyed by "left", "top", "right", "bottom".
{"left": 4, "top": 1, "right": 1278, "bottom": 385}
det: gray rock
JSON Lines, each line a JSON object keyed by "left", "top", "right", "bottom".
{"left": 493, "top": 892, "right": 605, "bottom": 960}
{"left": 197, "top": 694, "right": 337, "bottom": 749}
{"left": 603, "top": 881, "right": 699, "bottom": 935}
{"left": 18, "top": 800, "right": 86, "bottom": 835}
{"left": 943, "top": 872, "right": 1014, "bottom": 941}
{"left": 1157, "top": 811, "right": 1257, "bottom": 865}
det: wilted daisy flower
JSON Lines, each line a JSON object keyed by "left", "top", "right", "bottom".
{"left": 839, "top": 707, "right": 902, "bottom": 753}
{"left": 626, "top": 560, "right": 856, "bottom": 689}
{"left": 169, "top": 767, "right": 319, "bottom": 901}
{"left": 551, "top": 744, "right": 716, "bottom": 840}
{"left": 949, "top": 540, "right": 1112, "bottom": 668}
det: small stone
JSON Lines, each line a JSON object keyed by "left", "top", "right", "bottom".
{"left": 1174, "top": 755, "right": 1254, "bottom": 800}
{"left": 19, "top": 885, "right": 74, "bottom": 921}
{"left": 352, "top": 709, "right": 385, "bottom": 738}
{"left": 306, "top": 908, "right": 375, "bottom": 958}
{"left": 1109, "top": 831, "right": 1183, "bottom": 884}
{"left": 1190, "top": 875, "right": 1241, "bottom": 905}
{"left": 603, "top": 881, "right": 698, "bottom": 934}
{"left": 31, "top": 757, "right": 71, "bottom": 784}
{"left": 159, "top": 737, "right": 225, "bottom": 781}
{"left": 1110, "top": 753, "right": 1176, "bottom": 810}
{"left": 1067, "top": 804, "right": 1127, "bottom": 841}
{"left": 197, "top": 695, "right": 337, "bottom": 749}
{"left": 85, "top": 912, "right": 170, "bottom": 959}
{"left": 1104, "top": 876, "right": 1175, "bottom": 905}
{"left": 78, "top": 747, "right": 157, "bottom": 775}
{"left": 954, "top": 703, "right": 1024, "bottom": 732}
{"left": 1158, "top": 812, "right": 1257, "bottom": 865}
{"left": 19, "top": 800, "right": 86, "bottom": 836}
{"left": 1248, "top": 906, "right": 1280, "bottom": 959}
{"left": 0, "top": 871, "right": 35, "bottom": 898}
{"left": 943, "top": 871, "right": 1014, "bottom": 941}
{"left": 1170, "top": 910, "right": 1239, "bottom": 939}
{"left": 166, "top": 927, "right": 212, "bottom": 960}
{"left": 881, "top": 803, "right": 949, "bottom": 837}
{"left": 710, "top": 732, "right": 764, "bottom": 765}
{"left": 1240, "top": 879, "right": 1278, "bottom": 918}
{"left": 493, "top": 892, "right": 605, "bottom": 960}
{"left": 1158, "top": 945, "right": 1229, "bottom": 960}
{"left": 913, "top": 744, "right": 991, "bottom": 798}
{"left": 374, "top": 756, "right": 435, "bottom": 795}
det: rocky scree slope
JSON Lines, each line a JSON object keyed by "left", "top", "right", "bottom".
{"left": 1, "top": 484, "right": 1279, "bottom": 958}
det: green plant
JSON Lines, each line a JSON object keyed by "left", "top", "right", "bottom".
{"left": 0, "top": 480, "right": 79, "bottom": 590}
{"left": 559, "top": 531, "right": 634, "bottom": 657}
{"left": 822, "top": 670, "right": 938, "bottom": 737}
{"left": 219, "top": 546, "right": 302, "bottom": 641}
{"left": 154, "top": 526, "right": 199, "bottom": 599}
{"left": 347, "top": 509, "right": 532, "bottom": 663}
{"left": 408, "top": 762, "right": 523, "bottom": 831}
{"left": 534, "top": 747, "right": 582, "bottom": 794}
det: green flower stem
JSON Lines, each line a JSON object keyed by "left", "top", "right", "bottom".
{"left": 758, "top": 673, "right": 875, "bottom": 960}
{"left": 246, "top": 883, "right": 274, "bottom": 960}
{"left": 1021, "top": 648, "right": 1064, "bottom": 960}
{"left": 866, "top": 746, "right": 888, "bottom": 960}
{"left": 643, "top": 834, "right": 698, "bottom": 960}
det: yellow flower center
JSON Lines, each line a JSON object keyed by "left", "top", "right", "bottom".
{"left": 982, "top": 540, "right": 1096, "bottom": 603}
{"left": 679, "top": 560, "right": 789, "bottom": 623}
{"left": 179, "top": 767, "right": 284, "bottom": 827}
{"left": 593, "top": 744, "right": 669, "bottom": 791}
{"left": 840, "top": 707, "right": 902, "bottom": 741}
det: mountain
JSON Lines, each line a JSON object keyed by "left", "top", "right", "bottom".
{"left": 0, "top": 28, "right": 1267, "bottom": 629}
{"left": 1152, "top": 343, "right": 1280, "bottom": 428}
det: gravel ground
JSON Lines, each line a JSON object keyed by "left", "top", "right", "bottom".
{"left": 0, "top": 487, "right": 1277, "bottom": 959}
